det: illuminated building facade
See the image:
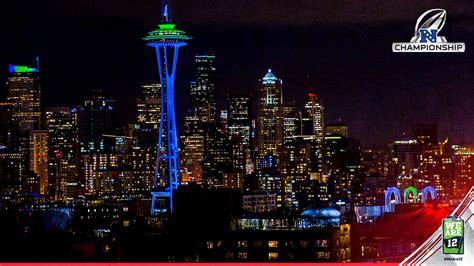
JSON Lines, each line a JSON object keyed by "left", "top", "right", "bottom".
{"left": 453, "top": 146, "right": 474, "bottom": 199}
{"left": 325, "top": 135, "right": 361, "bottom": 204}
{"left": 227, "top": 95, "right": 253, "bottom": 174}
{"left": 83, "top": 152, "right": 125, "bottom": 195}
{"left": 202, "top": 125, "right": 231, "bottom": 188}
{"left": 281, "top": 136, "right": 312, "bottom": 208}
{"left": 128, "top": 123, "right": 158, "bottom": 196}
{"left": 137, "top": 83, "right": 161, "bottom": 124}
{"left": 180, "top": 126, "right": 205, "bottom": 184}
{"left": 388, "top": 138, "right": 420, "bottom": 184}
{"left": 185, "top": 55, "right": 216, "bottom": 130}
{"left": 283, "top": 101, "right": 298, "bottom": 143}
{"left": 143, "top": 0, "right": 190, "bottom": 214}
{"left": 181, "top": 56, "right": 217, "bottom": 185}
{"left": 0, "top": 102, "right": 22, "bottom": 189}
{"left": 6, "top": 62, "right": 41, "bottom": 191}
{"left": 257, "top": 69, "right": 283, "bottom": 167}
{"left": 418, "top": 138, "right": 454, "bottom": 201}
{"left": 45, "top": 107, "right": 78, "bottom": 200}
{"left": 242, "top": 191, "right": 277, "bottom": 213}
{"left": 33, "top": 130, "right": 49, "bottom": 194}
{"left": 305, "top": 93, "right": 324, "bottom": 143}
{"left": 75, "top": 90, "right": 115, "bottom": 153}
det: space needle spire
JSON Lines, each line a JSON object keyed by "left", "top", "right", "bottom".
{"left": 161, "top": 0, "right": 171, "bottom": 23}
{"left": 144, "top": 0, "right": 190, "bottom": 215}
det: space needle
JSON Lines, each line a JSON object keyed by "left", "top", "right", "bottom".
{"left": 143, "top": 0, "right": 190, "bottom": 215}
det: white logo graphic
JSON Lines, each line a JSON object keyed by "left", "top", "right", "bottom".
{"left": 392, "top": 9, "right": 465, "bottom": 53}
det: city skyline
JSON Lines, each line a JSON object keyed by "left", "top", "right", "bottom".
{"left": 1, "top": 1, "right": 473, "bottom": 147}
{"left": 1, "top": 1, "right": 474, "bottom": 263}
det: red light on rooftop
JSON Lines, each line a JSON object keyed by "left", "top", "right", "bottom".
{"left": 308, "top": 93, "right": 316, "bottom": 97}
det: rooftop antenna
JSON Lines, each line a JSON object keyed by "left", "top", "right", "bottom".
{"left": 162, "top": 0, "right": 171, "bottom": 23}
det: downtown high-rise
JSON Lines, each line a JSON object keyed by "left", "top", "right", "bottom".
{"left": 256, "top": 69, "right": 283, "bottom": 168}
{"left": 6, "top": 63, "right": 41, "bottom": 193}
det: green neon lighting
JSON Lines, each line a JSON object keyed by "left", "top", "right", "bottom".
{"left": 325, "top": 136, "right": 342, "bottom": 140}
{"left": 404, "top": 186, "right": 418, "bottom": 203}
{"left": 196, "top": 55, "right": 216, "bottom": 58}
{"left": 9, "top": 65, "right": 39, "bottom": 73}
{"left": 143, "top": 23, "right": 191, "bottom": 42}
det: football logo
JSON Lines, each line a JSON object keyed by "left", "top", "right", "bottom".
{"left": 410, "top": 9, "right": 447, "bottom": 43}
{"left": 392, "top": 9, "right": 465, "bottom": 52}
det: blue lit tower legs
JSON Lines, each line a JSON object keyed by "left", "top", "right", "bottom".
{"left": 144, "top": 1, "right": 190, "bottom": 215}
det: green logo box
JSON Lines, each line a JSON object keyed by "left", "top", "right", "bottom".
{"left": 442, "top": 216, "right": 464, "bottom": 254}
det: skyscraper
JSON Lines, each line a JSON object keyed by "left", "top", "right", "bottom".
{"left": 6, "top": 63, "right": 41, "bottom": 190}
{"left": 127, "top": 123, "right": 158, "bottom": 197}
{"left": 257, "top": 69, "right": 283, "bottom": 167}
{"left": 283, "top": 101, "right": 298, "bottom": 143}
{"left": 137, "top": 83, "right": 161, "bottom": 124}
{"left": 202, "top": 125, "right": 231, "bottom": 188}
{"left": 6, "top": 63, "right": 41, "bottom": 135}
{"left": 227, "top": 95, "right": 253, "bottom": 173}
{"left": 305, "top": 93, "right": 324, "bottom": 142}
{"left": 189, "top": 55, "right": 216, "bottom": 127}
{"left": 388, "top": 138, "right": 420, "bottom": 179}
{"left": 0, "top": 102, "right": 22, "bottom": 190}
{"left": 143, "top": 0, "right": 190, "bottom": 214}
{"left": 45, "top": 107, "right": 78, "bottom": 200}
{"left": 181, "top": 55, "right": 217, "bottom": 185}
{"left": 453, "top": 145, "right": 474, "bottom": 199}
{"left": 75, "top": 90, "right": 115, "bottom": 153}
{"left": 33, "top": 130, "right": 48, "bottom": 194}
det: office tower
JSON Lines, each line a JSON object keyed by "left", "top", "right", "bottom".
{"left": 281, "top": 136, "right": 311, "bottom": 208}
{"left": 82, "top": 152, "right": 126, "bottom": 195}
{"left": 182, "top": 55, "right": 217, "bottom": 185}
{"left": 33, "top": 130, "right": 48, "bottom": 194}
{"left": 388, "top": 137, "right": 421, "bottom": 188}
{"left": 127, "top": 124, "right": 158, "bottom": 197}
{"left": 202, "top": 125, "right": 231, "bottom": 188}
{"left": 45, "top": 107, "right": 78, "bottom": 200}
{"left": 143, "top": 0, "right": 190, "bottom": 214}
{"left": 418, "top": 138, "right": 454, "bottom": 201}
{"left": 137, "top": 83, "right": 161, "bottom": 124}
{"left": 219, "top": 110, "right": 228, "bottom": 133}
{"left": 257, "top": 69, "right": 283, "bottom": 167}
{"left": 453, "top": 146, "right": 474, "bottom": 199}
{"left": 305, "top": 93, "right": 324, "bottom": 142}
{"left": 324, "top": 135, "right": 361, "bottom": 204}
{"left": 0, "top": 102, "right": 22, "bottom": 189}
{"left": 75, "top": 90, "right": 116, "bottom": 153}
{"left": 227, "top": 95, "right": 253, "bottom": 174}
{"left": 185, "top": 55, "right": 216, "bottom": 131}
{"left": 6, "top": 62, "right": 41, "bottom": 191}
{"left": 189, "top": 55, "right": 216, "bottom": 127}
{"left": 283, "top": 101, "right": 298, "bottom": 143}
{"left": 6, "top": 64, "right": 41, "bottom": 132}
{"left": 325, "top": 122, "right": 348, "bottom": 137}
{"left": 180, "top": 127, "right": 205, "bottom": 184}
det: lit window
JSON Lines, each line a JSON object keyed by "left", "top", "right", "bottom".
{"left": 268, "top": 240, "right": 278, "bottom": 248}
{"left": 238, "top": 252, "right": 248, "bottom": 260}
{"left": 268, "top": 252, "right": 278, "bottom": 260}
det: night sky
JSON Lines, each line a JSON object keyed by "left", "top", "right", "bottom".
{"left": 0, "top": 0, "right": 473, "bottom": 147}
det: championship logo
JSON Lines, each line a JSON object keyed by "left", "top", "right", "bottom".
{"left": 442, "top": 216, "right": 464, "bottom": 254}
{"left": 392, "top": 9, "right": 465, "bottom": 53}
